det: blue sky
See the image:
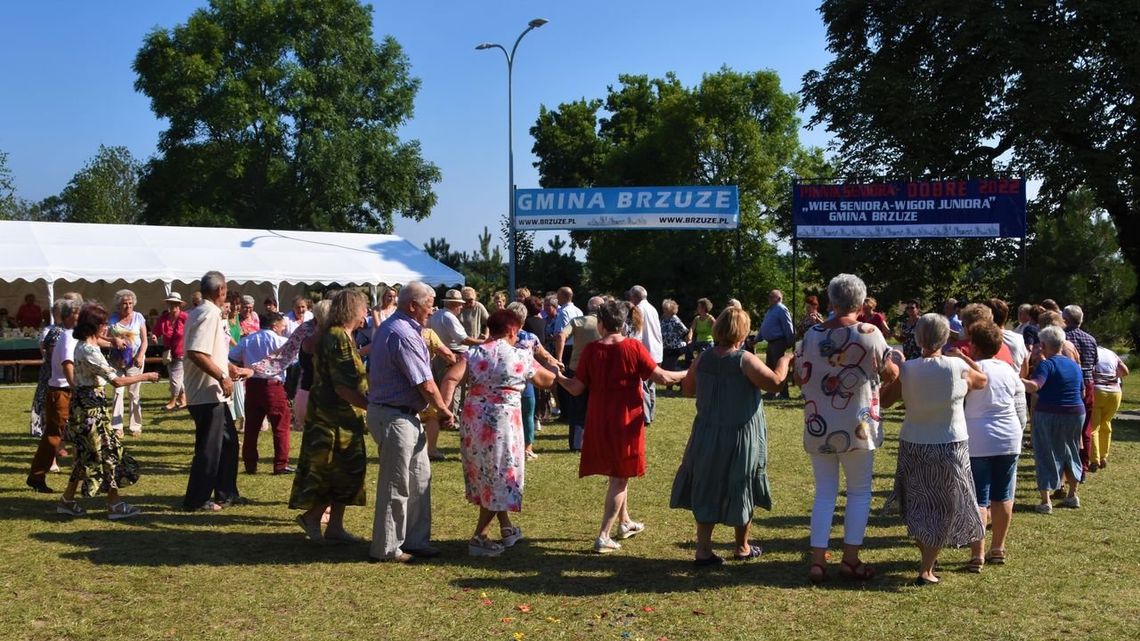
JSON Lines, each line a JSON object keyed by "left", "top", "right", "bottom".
{"left": 0, "top": 1, "right": 833, "bottom": 253}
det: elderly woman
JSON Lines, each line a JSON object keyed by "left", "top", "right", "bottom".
{"left": 963, "top": 321, "right": 1023, "bottom": 571}
{"left": 796, "top": 295, "right": 825, "bottom": 339}
{"left": 660, "top": 298, "right": 688, "bottom": 379}
{"left": 1090, "top": 346, "right": 1129, "bottom": 472}
{"left": 57, "top": 303, "right": 159, "bottom": 519}
{"left": 555, "top": 301, "right": 686, "bottom": 554}
{"left": 883, "top": 313, "right": 987, "bottom": 586}
{"left": 688, "top": 297, "right": 715, "bottom": 357}
{"left": 289, "top": 290, "right": 370, "bottom": 543}
{"left": 154, "top": 293, "right": 188, "bottom": 411}
{"left": 108, "top": 289, "right": 148, "bottom": 436}
{"left": 794, "top": 273, "right": 899, "bottom": 583}
{"left": 671, "top": 307, "right": 792, "bottom": 566}
{"left": 441, "top": 309, "right": 556, "bottom": 557}
{"left": 896, "top": 300, "right": 922, "bottom": 361}
{"left": 507, "top": 302, "right": 562, "bottom": 460}
{"left": 1021, "top": 326, "right": 1085, "bottom": 514}
{"left": 238, "top": 294, "right": 260, "bottom": 336}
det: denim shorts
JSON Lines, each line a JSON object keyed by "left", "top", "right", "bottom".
{"left": 970, "top": 454, "right": 1019, "bottom": 506}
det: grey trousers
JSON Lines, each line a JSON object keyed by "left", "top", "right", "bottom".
{"left": 368, "top": 404, "right": 432, "bottom": 559}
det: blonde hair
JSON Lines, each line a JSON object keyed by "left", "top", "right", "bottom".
{"left": 627, "top": 302, "right": 643, "bottom": 334}
{"left": 662, "top": 298, "right": 678, "bottom": 315}
{"left": 1038, "top": 310, "right": 1064, "bottom": 328}
{"left": 311, "top": 300, "right": 333, "bottom": 330}
{"left": 713, "top": 307, "right": 751, "bottom": 346}
{"left": 327, "top": 289, "right": 367, "bottom": 328}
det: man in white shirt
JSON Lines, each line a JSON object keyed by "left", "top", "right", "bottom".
{"left": 230, "top": 312, "right": 291, "bottom": 474}
{"left": 629, "top": 285, "right": 663, "bottom": 423}
{"left": 183, "top": 271, "right": 254, "bottom": 512}
{"left": 429, "top": 289, "right": 481, "bottom": 414}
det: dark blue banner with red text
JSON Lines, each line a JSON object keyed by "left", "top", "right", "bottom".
{"left": 792, "top": 179, "right": 1027, "bottom": 239}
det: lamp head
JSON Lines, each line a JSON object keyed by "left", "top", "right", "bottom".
{"left": 475, "top": 43, "right": 495, "bottom": 50}
{"left": 528, "top": 18, "right": 549, "bottom": 28}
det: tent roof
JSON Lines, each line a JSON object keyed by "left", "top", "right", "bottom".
{"left": 0, "top": 220, "right": 464, "bottom": 287}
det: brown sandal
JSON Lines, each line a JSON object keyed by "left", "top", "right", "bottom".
{"left": 985, "top": 549, "right": 1006, "bottom": 565}
{"left": 967, "top": 557, "right": 985, "bottom": 573}
{"left": 808, "top": 562, "right": 828, "bottom": 584}
{"left": 839, "top": 559, "right": 876, "bottom": 580}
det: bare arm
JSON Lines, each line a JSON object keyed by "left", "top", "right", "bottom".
{"left": 741, "top": 351, "right": 793, "bottom": 394}
{"left": 532, "top": 342, "right": 563, "bottom": 371}
{"left": 436, "top": 359, "right": 467, "bottom": 410}
{"left": 111, "top": 370, "right": 159, "bottom": 388}
{"left": 945, "top": 346, "right": 987, "bottom": 390}
{"left": 1118, "top": 359, "right": 1130, "bottom": 378}
{"left": 62, "top": 361, "right": 75, "bottom": 388}
{"left": 334, "top": 384, "right": 368, "bottom": 410}
{"left": 649, "top": 366, "right": 685, "bottom": 386}
{"left": 530, "top": 366, "right": 556, "bottom": 390}
{"left": 418, "top": 378, "right": 456, "bottom": 427}
{"left": 680, "top": 353, "right": 701, "bottom": 397}
{"left": 552, "top": 331, "right": 567, "bottom": 363}
{"left": 555, "top": 370, "right": 586, "bottom": 396}
{"left": 135, "top": 319, "right": 148, "bottom": 368}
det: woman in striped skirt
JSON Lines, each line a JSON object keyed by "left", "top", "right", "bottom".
{"left": 883, "top": 313, "right": 987, "bottom": 586}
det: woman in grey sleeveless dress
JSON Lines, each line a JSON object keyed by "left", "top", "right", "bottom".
{"left": 671, "top": 307, "right": 793, "bottom": 566}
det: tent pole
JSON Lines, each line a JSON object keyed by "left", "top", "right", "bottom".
{"left": 272, "top": 283, "right": 280, "bottom": 307}
{"left": 370, "top": 284, "right": 378, "bottom": 307}
{"left": 46, "top": 280, "right": 55, "bottom": 311}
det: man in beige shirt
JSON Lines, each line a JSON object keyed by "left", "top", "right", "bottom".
{"left": 182, "top": 271, "right": 253, "bottom": 512}
{"left": 559, "top": 296, "right": 602, "bottom": 451}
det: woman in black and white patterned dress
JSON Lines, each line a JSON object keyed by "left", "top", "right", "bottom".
{"left": 882, "top": 313, "right": 988, "bottom": 586}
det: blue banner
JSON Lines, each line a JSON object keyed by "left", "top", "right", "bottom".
{"left": 514, "top": 186, "right": 739, "bottom": 230}
{"left": 792, "top": 179, "right": 1027, "bottom": 239}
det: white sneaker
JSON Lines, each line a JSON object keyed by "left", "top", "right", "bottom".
{"left": 593, "top": 536, "right": 621, "bottom": 554}
{"left": 618, "top": 520, "right": 645, "bottom": 540}
{"left": 469, "top": 535, "right": 505, "bottom": 557}
{"left": 525, "top": 450, "right": 539, "bottom": 461}
{"left": 1035, "top": 502, "right": 1053, "bottom": 514}
{"left": 1059, "top": 495, "right": 1081, "bottom": 509}
{"left": 535, "top": 420, "right": 542, "bottom": 432}
{"left": 500, "top": 526, "right": 523, "bottom": 547}
{"left": 49, "top": 462, "right": 61, "bottom": 473}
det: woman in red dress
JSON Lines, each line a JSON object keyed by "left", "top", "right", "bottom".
{"left": 556, "top": 300, "right": 686, "bottom": 554}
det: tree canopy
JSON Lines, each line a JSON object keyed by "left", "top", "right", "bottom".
{"left": 133, "top": 0, "right": 440, "bottom": 232}
{"left": 802, "top": 1, "right": 1140, "bottom": 331}
{"left": 529, "top": 68, "right": 811, "bottom": 314}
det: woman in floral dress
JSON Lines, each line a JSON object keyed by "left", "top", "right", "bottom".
{"left": 57, "top": 303, "right": 158, "bottom": 520}
{"left": 443, "top": 309, "right": 555, "bottom": 557}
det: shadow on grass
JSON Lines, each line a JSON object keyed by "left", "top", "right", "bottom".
{"left": 443, "top": 538, "right": 920, "bottom": 595}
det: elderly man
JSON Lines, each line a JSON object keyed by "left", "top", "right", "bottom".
{"left": 368, "top": 281, "right": 457, "bottom": 563}
{"left": 25, "top": 297, "right": 82, "bottom": 493}
{"left": 629, "top": 285, "right": 664, "bottom": 422}
{"left": 231, "top": 312, "right": 291, "bottom": 475}
{"left": 429, "top": 289, "right": 482, "bottom": 413}
{"left": 183, "top": 271, "right": 254, "bottom": 512}
{"left": 943, "top": 298, "right": 964, "bottom": 340}
{"left": 1063, "top": 304, "right": 1099, "bottom": 473}
{"left": 758, "top": 289, "right": 795, "bottom": 399}
{"left": 459, "top": 286, "right": 490, "bottom": 341}
{"left": 560, "top": 295, "right": 603, "bottom": 450}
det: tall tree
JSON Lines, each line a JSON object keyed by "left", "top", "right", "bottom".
{"left": 517, "top": 234, "right": 583, "bottom": 297}
{"left": 0, "top": 149, "right": 15, "bottom": 218}
{"left": 133, "top": 0, "right": 440, "bottom": 232}
{"left": 56, "top": 145, "right": 144, "bottom": 224}
{"left": 530, "top": 69, "right": 807, "bottom": 314}
{"left": 802, "top": 1, "right": 1140, "bottom": 314}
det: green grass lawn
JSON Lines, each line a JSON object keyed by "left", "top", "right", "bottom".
{"left": 1, "top": 379, "right": 1139, "bottom": 641}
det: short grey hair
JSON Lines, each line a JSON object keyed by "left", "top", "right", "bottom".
{"left": 113, "top": 289, "right": 136, "bottom": 307}
{"left": 506, "top": 301, "right": 528, "bottom": 325}
{"left": 51, "top": 297, "right": 82, "bottom": 322}
{"left": 241, "top": 295, "right": 255, "bottom": 306}
{"left": 915, "top": 312, "right": 950, "bottom": 352}
{"left": 827, "top": 273, "right": 867, "bottom": 314}
{"left": 200, "top": 271, "right": 226, "bottom": 297}
{"left": 311, "top": 300, "right": 332, "bottom": 329}
{"left": 1039, "top": 325, "right": 1066, "bottom": 352}
{"left": 597, "top": 300, "right": 629, "bottom": 333}
{"left": 398, "top": 281, "right": 434, "bottom": 308}
{"left": 1062, "top": 304, "right": 1084, "bottom": 327}
{"left": 629, "top": 285, "right": 647, "bottom": 302}
{"left": 587, "top": 296, "right": 604, "bottom": 313}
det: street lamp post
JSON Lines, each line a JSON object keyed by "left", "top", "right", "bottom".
{"left": 476, "top": 18, "right": 548, "bottom": 296}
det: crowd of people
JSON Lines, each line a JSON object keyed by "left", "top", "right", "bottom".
{"left": 16, "top": 271, "right": 1133, "bottom": 585}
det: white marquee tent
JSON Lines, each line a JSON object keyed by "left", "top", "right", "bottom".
{"left": 0, "top": 220, "right": 464, "bottom": 317}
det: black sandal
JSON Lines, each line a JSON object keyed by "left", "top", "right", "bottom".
{"left": 693, "top": 553, "right": 725, "bottom": 567}
{"left": 733, "top": 544, "right": 763, "bottom": 561}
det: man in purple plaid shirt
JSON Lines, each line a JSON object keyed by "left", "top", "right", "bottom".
{"left": 1063, "top": 304, "right": 1098, "bottom": 473}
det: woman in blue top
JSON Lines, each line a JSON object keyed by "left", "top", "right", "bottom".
{"left": 1021, "top": 325, "right": 1084, "bottom": 514}
{"left": 508, "top": 302, "right": 562, "bottom": 460}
